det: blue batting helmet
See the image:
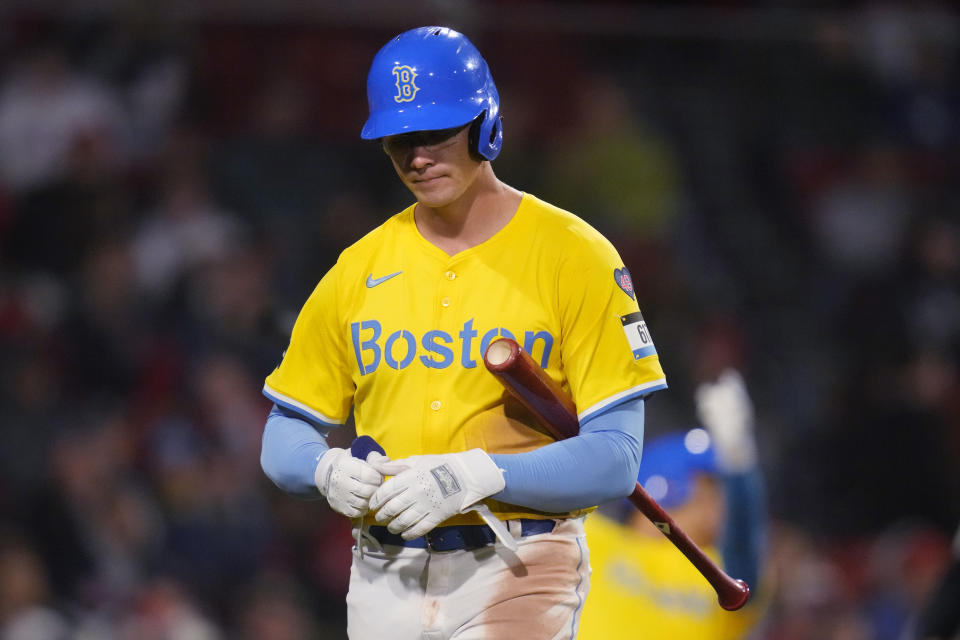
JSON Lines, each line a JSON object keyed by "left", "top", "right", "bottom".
{"left": 361, "top": 26, "right": 503, "bottom": 161}
{"left": 638, "top": 428, "right": 719, "bottom": 509}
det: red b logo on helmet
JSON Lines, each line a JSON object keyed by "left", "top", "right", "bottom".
{"left": 392, "top": 65, "right": 419, "bottom": 103}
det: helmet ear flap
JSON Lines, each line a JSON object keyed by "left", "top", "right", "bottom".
{"left": 487, "top": 115, "right": 502, "bottom": 149}
{"left": 468, "top": 112, "right": 503, "bottom": 161}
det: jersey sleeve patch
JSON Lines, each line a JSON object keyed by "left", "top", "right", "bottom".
{"left": 620, "top": 311, "right": 657, "bottom": 360}
{"left": 614, "top": 267, "right": 635, "bottom": 300}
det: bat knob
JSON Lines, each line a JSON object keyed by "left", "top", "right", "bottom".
{"left": 718, "top": 579, "right": 751, "bottom": 611}
{"left": 484, "top": 337, "right": 520, "bottom": 369}
{"left": 350, "top": 435, "right": 385, "bottom": 460}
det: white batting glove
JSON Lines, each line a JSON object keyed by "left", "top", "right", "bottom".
{"left": 369, "top": 449, "right": 506, "bottom": 540}
{"left": 314, "top": 448, "right": 385, "bottom": 518}
{"left": 695, "top": 369, "right": 758, "bottom": 473}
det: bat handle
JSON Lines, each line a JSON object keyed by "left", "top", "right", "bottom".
{"left": 348, "top": 436, "right": 386, "bottom": 555}
{"left": 629, "top": 484, "right": 751, "bottom": 611}
{"left": 351, "top": 435, "right": 385, "bottom": 460}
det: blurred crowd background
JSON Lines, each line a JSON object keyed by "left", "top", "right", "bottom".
{"left": 0, "top": 1, "right": 957, "bottom": 638}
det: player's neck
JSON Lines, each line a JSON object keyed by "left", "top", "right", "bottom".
{"left": 414, "top": 167, "right": 522, "bottom": 256}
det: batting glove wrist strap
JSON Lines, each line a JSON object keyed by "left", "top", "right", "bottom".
{"left": 314, "top": 448, "right": 385, "bottom": 518}
{"left": 369, "top": 449, "right": 506, "bottom": 540}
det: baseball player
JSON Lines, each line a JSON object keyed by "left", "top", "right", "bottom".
{"left": 259, "top": 26, "right": 666, "bottom": 639}
{"left": 578, "top": 369, "right": 768, "bottom": 639}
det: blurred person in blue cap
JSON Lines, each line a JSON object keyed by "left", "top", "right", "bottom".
{"left": 579, "top": 369, "right": 769, "bottom": 639}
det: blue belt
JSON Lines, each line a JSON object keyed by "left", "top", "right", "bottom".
{"left": 367, "top": 519, "right": 556, "bottom": 552}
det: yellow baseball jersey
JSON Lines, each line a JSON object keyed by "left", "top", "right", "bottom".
{"left": 578, "top": 514, "right": 763, "bottom": 640}
{"left": 264, "top": 193, "right": 667, "bottom": 524}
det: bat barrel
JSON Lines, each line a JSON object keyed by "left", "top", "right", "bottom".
{"left": 719, "top": 580, "right": 751, "bottom": 611}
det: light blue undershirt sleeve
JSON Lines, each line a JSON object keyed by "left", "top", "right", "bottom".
{"left": 260, "top": 404, "right": 332, "bottom": 498}
{"left": 720, "top": 468, "right": 766, "bottom": 596}
{"left": 489, "top": 397, "right": 645, "bottom": 512}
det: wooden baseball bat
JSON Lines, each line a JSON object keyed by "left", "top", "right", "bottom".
{"left": 483, "top": 337, "right": 751, "bottom": 611}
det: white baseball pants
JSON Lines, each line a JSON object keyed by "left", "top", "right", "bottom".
{"left": 346, "top": 517, "right": 590, "bottom": 640}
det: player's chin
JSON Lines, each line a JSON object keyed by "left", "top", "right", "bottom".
{"left": 409, "top": 179, "right": 458, "bottom": 207}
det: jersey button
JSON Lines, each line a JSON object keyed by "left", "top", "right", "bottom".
{"left": 430, "top": 400, "right": 442, "bottom": 411}
{"left": 441, "top": 297, "right": 451, "bottom": 307}
{"left": 445, "top": 271, "right": 456, "bottom": 280}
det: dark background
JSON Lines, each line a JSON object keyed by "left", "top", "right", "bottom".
{"left": 0, "top": 1, "right": 957, "bottom": 638}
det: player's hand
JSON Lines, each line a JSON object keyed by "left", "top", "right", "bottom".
{"left": 314, "top": 448, "right": 385, "bottom": 518}
{"left": 695, "top": 368, "right": 758, "bottom": 472}
{"left": 369, "top": 449, "right": 505, "bottom": 540}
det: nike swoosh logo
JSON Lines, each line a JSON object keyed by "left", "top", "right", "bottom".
{"left": 366, "top": 271, "right": 402, "bottom": 288}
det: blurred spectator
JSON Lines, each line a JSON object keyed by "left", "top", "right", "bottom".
{"left": 0, "top": 535, "right": 69, "bottom": 640}
{"left": 132, "top": 166, "right": 243, "bottom": 303}
{"left": 0, "top": 325, "right": 66, "bottom": 498}
{"left": 809, "top": 144, "right": 913, "bottom": 282}
{"left": 173, "top": 239, "right": 281, "bottom": 375}
{"left": 193, "top": 352, "right": 269, "bottom": 470}
{"left": 763, "top": 524, "right": 854, "bottom": 639}
{"left": 901, "top": 214, "right": 960, "bottom": 356}
{"left": 59, "top": 241, "right": 147, "bottom": 399}
{"left": 910, "top": 522, "right": 960, "bottom": 640}
{"left": 232, "top": 574, "right": 321, "bottom": 640}
{"left": 96, "top": 576, "right": 222, "bottom": 640}
{"left": 856, "top": 2, "right": 959, "bottom": 148}
{"left": 0, "top": 40, "right": 129, "bottom": 192}
{"left": 124, "top": 47, "right": 190, "bottom": 166}
{"left": 208, "top": 72, "right": 392, "bottom": 305}
{"left": 1, "top": 120, "right": 134, "bottom": 278}
{"left": 209, "top": 72, "right": 379, "bottom": 225}
{"left": 141, "top": 355, "right": 273, "bottom": 616}
{"left": 541, "top": 73, "right": 683, "bottom": 241}
{"left": 863, "top": 523, "right": 953, "bottom": 640}
{"left": 23, "top": 407, "right": 164, "bottom": 610}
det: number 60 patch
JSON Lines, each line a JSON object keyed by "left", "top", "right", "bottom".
{"left": 620, "top": 311, "right": 657, "bottom": 360}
